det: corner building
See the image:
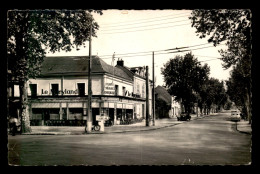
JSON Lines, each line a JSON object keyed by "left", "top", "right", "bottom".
{"left": 28, "top": 56, "right": 152, "bottom": 126}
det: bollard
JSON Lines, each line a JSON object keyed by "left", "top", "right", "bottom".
{"left": 99, "top": 120, "right": 104, "bottom": 132}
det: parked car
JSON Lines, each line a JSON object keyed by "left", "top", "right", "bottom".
{"left": 229, "top": 110, "right": 241, "bottom": 121}
{"left": 177, "top": 113, "right": 191, "bottom": 121}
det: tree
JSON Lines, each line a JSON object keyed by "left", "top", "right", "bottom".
{"left": 199, "top": 78, "right": 227, "bottom": 115}
{"left": 226, "top": 61, "right": 250, "bottom": 120}
{"left": 161, "top": 52, "right": 210, "bottom": 115}
{"left": 190, "top": 9, "right": 252, "bottom": 123}
{"left": 7, "top": 10, "right": 102, "bottom": 133}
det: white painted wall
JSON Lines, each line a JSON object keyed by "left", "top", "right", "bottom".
{"left": 28, "top": 76, "right": 102, "bottom": 96}
{"left": 133, "top": 76, "right": 146, "bottom": 98}
{"left": 104, "top": 75, "right": 133, "bottom": 96}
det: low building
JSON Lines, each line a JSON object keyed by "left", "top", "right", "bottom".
{"left": 27, "top": 56, "right": 153, "bottom": 126}
{"left": 155, "top": 85, "right": 181, "bottom": 118}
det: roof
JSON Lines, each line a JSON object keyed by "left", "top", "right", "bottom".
{"left": 38, "top": 56, "right": 132, "bottom": 81}
{"left": 155, "top": 85, "right": 171, "bottom": 104}
{"left": 115, "top": 65, "right": 147, "bottom": 80}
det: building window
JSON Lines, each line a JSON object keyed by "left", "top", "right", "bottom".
{"left": 77, "top": 83, "right": 85, "bottom": 96}
{"left": 137, "top": 83, "right": 140, "bottom": 94}
{"left": 14, "top": 85, "right": 20, "bottom": 97}
{"left": 51, "top": 84, "right": 59, "bottom": 96}
{"left": 29, "top": 84, "right": 37, "bottom": 97}
{"left": 142, "top": 84, "right": 145, "bottom": 98}
{"left": 115, "top": 85, "right": 118, "bottom": 96}
{"left": 122, "top": 86, "right": 126, "bottom": 96}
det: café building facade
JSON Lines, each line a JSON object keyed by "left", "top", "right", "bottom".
{"left": 28, "top": 56, "right": 152, "bottom": 126}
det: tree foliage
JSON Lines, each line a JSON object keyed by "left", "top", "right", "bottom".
{"left": 199, "top": 78, "right": 227, "bottom": 114}
{"left": 161, "top": 52, "right": 210, "bottom": 114}
{"left": 190, "top": 9, "right": 252, "bottom": 122}
{"left": 7, "top": 10, "right": 102, "bottom": 132}
{"left": 226, "top": 61, "right": 250, "bottom": 118}
{"left": 8, "top": 9, "right": 102, "bottom": 81}
{"left": 189, "top": 9, "right": 252, "bottom": 69}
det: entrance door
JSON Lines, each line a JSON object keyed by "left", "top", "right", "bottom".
{"left": 109, "top": 108, "right": 114, "bottom": 121}
{"left": 43, "top": 109, "right": 50, "bottom": 125}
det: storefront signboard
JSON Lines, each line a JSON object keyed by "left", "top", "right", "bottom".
{"left": 96, "top": 115, "right": 109, "bottom": 121}
{"left": 104, "top": 83, "right": 115, "bottom": 95}
{"left": 41, "top": 89, "right": 78, "bottom": 95}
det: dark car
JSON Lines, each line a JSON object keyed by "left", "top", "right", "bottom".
{"left": 177, "top": 113, "right": 191, "bottom": 121}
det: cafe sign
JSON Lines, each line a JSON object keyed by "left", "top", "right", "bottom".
{"left": 104, "top": 83, "right": 115, "bottom": 95}
{"left": 41, "top": 89, "right": 78, "bottom": 95}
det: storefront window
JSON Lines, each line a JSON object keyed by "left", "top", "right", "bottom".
{"left": 69, "top": 108, "right": 83, "bottom": 120}
{"left": 101, "top": 108, "right": 109, "bottom": 116}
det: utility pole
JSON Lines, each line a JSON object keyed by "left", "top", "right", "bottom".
{"left": 86, "top": 17, "right": 93, "bottom": 133}
{"left": 146, "top": 66, "right": 149, "bottom": 127}
{"left": 152, "top": 52, "right": 155, "bottom": 126}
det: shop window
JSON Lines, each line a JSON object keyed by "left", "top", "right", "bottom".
{"left": 69, "top": 108, "right": 83, "bottom": 114}
{"left": 51, "top": 84, "right": 59, "bottom": 96}
{"left": 49, "top": 108, "right": 60, "bottom": 120}
{"left": 29, "top": 84, "right": 37, "bottom": 97}
{"left": 32, "top": 108, "right": 42, "bottom": 120}
{"left": 69, "top": 108, "right": 83, "bottom": 120}
{"left": 77, "top": 83, "right": 85, "bottom": 96}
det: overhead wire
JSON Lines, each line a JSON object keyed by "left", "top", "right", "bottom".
{"left": 100, "top": 14, "right": 191, "bottom": 28}
{"left": 98, "top": 42, "right": 214, "bottom": 58}
{"left": 94, "top": 12, "right": 222, "bottom": 63}
{"left": 98, "top": 22, "right": 191, "bottom": 34}
{"left": 100, "top": 18, "right": 191, "bottom": 31}
{"left": 98, "top": 44, "right": 224, "bottom": 63}
{"left": 99, "top": 11, "right": 191, "bottom": 26}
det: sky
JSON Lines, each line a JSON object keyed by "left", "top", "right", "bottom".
{"left": 46, "top": 10, "right": 232, "bottom": 86}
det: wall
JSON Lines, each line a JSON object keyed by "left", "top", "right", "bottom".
{"left": 28, "top": 75, "right": 102, "bottom": 96}
{"left": 133, "top": 76, "right": 146, "bottom": 98}
{"left": 103, "top": 74, "right": 133, "bottom": 96}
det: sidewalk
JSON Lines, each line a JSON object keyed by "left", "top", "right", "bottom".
{"left": 236, "top": 119, "right": 252, "bottom": 135}
{"left": 23, "top": 115, "right": 204, "bottom": 135}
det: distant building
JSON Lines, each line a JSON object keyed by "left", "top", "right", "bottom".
{"left": 170, "top": 96, "right": 181, "bottom": 118}
{"left": 155, "top": 85, "right": 181, "bottom": 118}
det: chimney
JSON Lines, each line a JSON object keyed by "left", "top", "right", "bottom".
{"left": 117, "top": 58, "right": 124, "bottom": 66}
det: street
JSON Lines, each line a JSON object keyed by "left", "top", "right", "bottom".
{"left": 8, "top": 111, "right": 251, "bottom": 166}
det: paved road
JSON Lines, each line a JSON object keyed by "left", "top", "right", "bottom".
{"left": 8, "top": 111, "right": 251, "bottom": 166}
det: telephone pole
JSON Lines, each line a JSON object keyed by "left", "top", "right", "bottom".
{"left": 146, "top": 66, "right": 150, "bottom": 127}
{"left": 152, "top": 51, "right": 155, "bottom": 126}
{"left": 86, "top": 17, "right": 93, "bottom": 132}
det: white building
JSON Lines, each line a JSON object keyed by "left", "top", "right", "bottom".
{"left": 27, "top": 56, "right": 153, "bottom": 126}
{"left": 169, "top": 96, "right": 181, "bottom": 118}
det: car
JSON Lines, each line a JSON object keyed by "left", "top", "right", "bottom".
{"left": 229, "top": 110, "right": 241, "bottom": 121}
{"left": 177, "top": 113, "right": 191, "bottom": 121}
